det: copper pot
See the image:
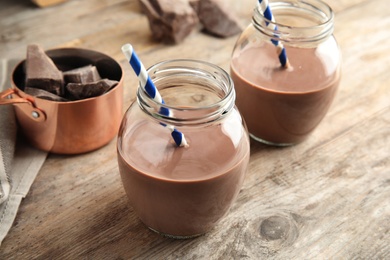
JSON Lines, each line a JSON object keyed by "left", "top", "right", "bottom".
{"left": 0, "top": 48, "right": 123, "bottom": 154}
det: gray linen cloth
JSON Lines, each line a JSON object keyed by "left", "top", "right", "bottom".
{"left": 0, "top": 59, "right": 48, "bottom": 245}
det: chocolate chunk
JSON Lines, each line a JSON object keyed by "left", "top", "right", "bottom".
{"left": 65, "top": 79, "right": 118, "bottom": 100}
{"left": 197, "top": 0, "right": 242, "bottom": 37}
{"left": 25, "top": 87, "right": 68, "bottom": 102}
{"left": 25, "top": 44, "right": 64, "bottom": 95}
{"left": 63, "top": 65, "right": 101, "bottom": 84}
{"left": 139, "top": 0, "right": 199, "bottom": 43}
{"left": 189, "top": 0, "right": 200, "bottom": 13}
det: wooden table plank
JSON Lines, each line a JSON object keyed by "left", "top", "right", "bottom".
{"left": 0, "top": 0, "right": 389, "bottom": 258}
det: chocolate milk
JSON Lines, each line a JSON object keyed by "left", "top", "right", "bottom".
{"left": 231, "top": 44, "right": 340, "bottom": 144}
{"left": 117, "top": 112, "right": 249, "bottom": 237}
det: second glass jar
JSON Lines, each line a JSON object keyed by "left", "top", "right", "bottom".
{"left": 231, "top": 0, "right": 342, "bottom": 145}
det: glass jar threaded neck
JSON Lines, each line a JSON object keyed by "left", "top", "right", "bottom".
{"left": 137, "top": 59, "right": 235, "bottom": 126}
{"left": 252, "top": 0, "right": 334, "bottom": 46}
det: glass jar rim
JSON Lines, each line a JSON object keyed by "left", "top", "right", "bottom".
{"left": 137, "top": 59, "right": 236, "bottom": 125}
{"left": 253, "top": 0, "right": 335, "bottom": 44}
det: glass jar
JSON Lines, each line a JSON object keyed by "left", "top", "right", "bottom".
{"left": 117, "top": 60, "right": 250, "bottom": 238}
{"left": 231, "top": 0, "right": 341, "bottom": 145}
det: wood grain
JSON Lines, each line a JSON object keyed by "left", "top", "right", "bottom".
{"left": 0, "top": 0, "right": 389, "bottom": 258}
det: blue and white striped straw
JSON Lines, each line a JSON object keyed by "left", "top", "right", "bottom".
{"left": 121, "top": 43, "right": 188, "bottom": 147}
{"left": 258, "top": 0, "right": 289, "bottom": 68}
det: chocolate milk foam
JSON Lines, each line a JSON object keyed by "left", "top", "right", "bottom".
{"left": 231, "top": 43, "right": 340, "bottom": 144}
{"left": 118, "top": 110, "right": 249, "bottom": 237}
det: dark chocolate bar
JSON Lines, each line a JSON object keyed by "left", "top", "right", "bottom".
{"left": 63, "top": 65, "right": 101, "bottom": 84}
{"left": 196, "top": 0, "right": 242, "bottom": 38}
{"left": 25, "top": 44, "right": 64, "bottom": 95}
{"left": 25, "top": 87, "right": 68, "bottom": 102}
{"left": 140, "top": 0, "right": 199, "bottom": 43}
{"left": 65, "top": 79, "right": 118, "bottom": 100}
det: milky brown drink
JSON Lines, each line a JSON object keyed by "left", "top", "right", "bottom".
{"left": 117, "top": 112, "right": 249, "bottom": 237}
{"left": 117, "top": 59, "right": 250, "bottom": 238}
{"left": 231, "top": 43, "right": 341, "bottom": 145}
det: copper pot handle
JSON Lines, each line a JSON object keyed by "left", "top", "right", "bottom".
{"left": 0, "top": 88, "right": 47, "bottom": 122}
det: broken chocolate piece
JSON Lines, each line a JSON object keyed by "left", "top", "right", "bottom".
{"left": 197, "top": 0, "right": 242, "bottom": 38}
{"left": 139, "top": 0, "right": 199, "bottom": 43}
{"left": 63, "top": 65, "right": 101, "bottom": 84}
{"left": 189, "top": 0, "right": 200, "bottom": 13}
{"left": 25, "top": 44, "right": 64, "bottom": 95}
{"left": 25, "top": 87, "right": 68, "bottom": 102}
{"left": 65, "top": 79, "right": 118, "bottom": 100}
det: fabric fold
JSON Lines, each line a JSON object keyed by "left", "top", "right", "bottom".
{"left": 0, "top": 58, "right": 48, "bottom": 245}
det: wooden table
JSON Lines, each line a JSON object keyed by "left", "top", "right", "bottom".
{"left": 0, "top": 0, "right": 389, "bottom": 258}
